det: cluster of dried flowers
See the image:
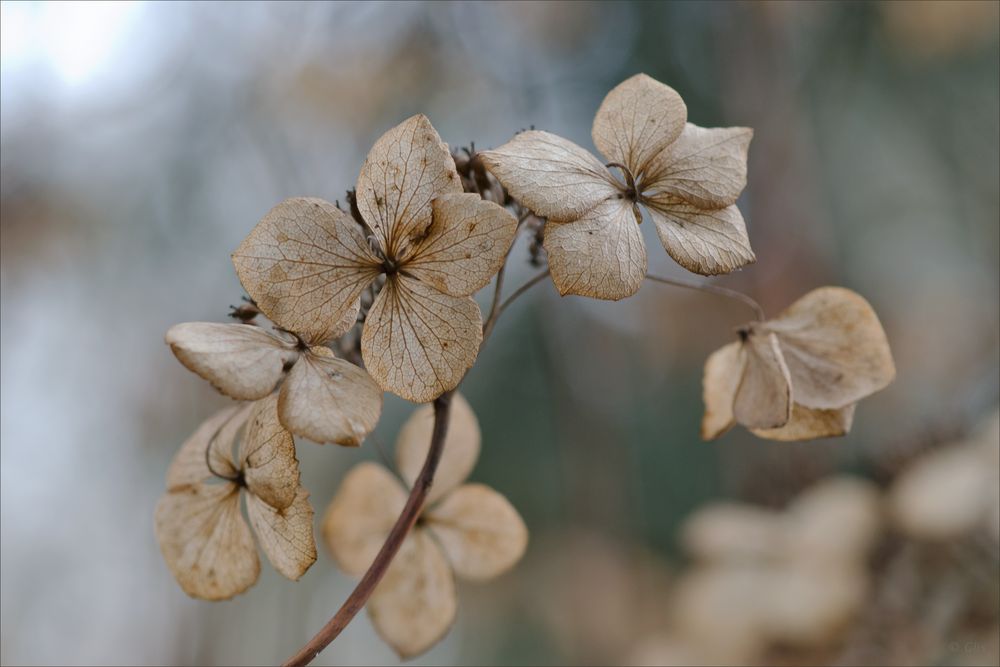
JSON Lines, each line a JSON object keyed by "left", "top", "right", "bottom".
{"left": 156, "top": 74, "right": 897, "bottom": 660}
{"left": 663, "top": 477, "right": 884, "bottom": 664}
{"left": 628, "top": 408, "right": 1000, "bottom": 667}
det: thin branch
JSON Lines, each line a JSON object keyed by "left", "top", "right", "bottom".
{"left": 282, "top": 393, "right": 454, "bottom": 667}
{"left": 480, "top": 209, "right": 534, "bottom": 344}
{"left": 482, "top": 262, "right": 509, "bottom": 343}
{"left": 645, "top": 273, "right": 765, "bottom": 321}
{"left": 204, "top": 409, "right": 242, "bottom": 483}
{"left": 496, "top": 270, "right": 549, "bottom": 320}
{"left": 481, "top": 269, "right": 549, "bottom": 344}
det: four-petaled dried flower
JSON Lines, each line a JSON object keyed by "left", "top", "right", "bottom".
{"left": 702, "top": 287, "right": 895, "bottom": 441}
{"left": 166, "top": 317, "right": 381, "bottom": 446}
{"left": 232, "top": 115, "right": 518, "bottom": 403}
{"left": 155, "top": 396, "right": 317, "bottom": 600}
{"left": 322, "top": 394, "right": 529, "bottom": 658}
{"left": 480, "top": 73, "right": 755, "bottom": 300}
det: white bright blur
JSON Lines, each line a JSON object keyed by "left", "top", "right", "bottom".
{"left": 1, "top": 1, "right": 138, "bottom": 86}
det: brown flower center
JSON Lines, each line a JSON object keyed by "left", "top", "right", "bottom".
{"left": 606, "top": 162, "right": 638, "bottom": 203}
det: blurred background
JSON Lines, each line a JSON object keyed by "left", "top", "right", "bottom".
{"left": 1, "top": 1, "right": 998, "bottom": 665}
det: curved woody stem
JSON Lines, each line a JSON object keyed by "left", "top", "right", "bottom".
{"left": 283, "top": 394, "right": 453, "bottom": 667}
{"left": 481, "top": 269, "right": 549, "bottom": 344}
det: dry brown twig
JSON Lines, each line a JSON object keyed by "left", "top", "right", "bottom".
{"left": 283, "top": 393, "right": 454, "bottom": 667}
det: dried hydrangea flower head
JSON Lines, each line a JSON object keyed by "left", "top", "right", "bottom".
{"left": 682, "top": 477, "right": 882, "bottom": 569}
{"left": 232, "top": 115, "right": 518, "bottom": 403}
{"left": 702, "top": 286, "right": 896, "bottom": 441}
{"left": 670, "top": 477, "right": 882, "bottom": 661}
{"left": 154, "top": 396, "right": 316, "bottom": 600}
{"left": 322, "top": 394, "right": 528, "bottom": 658}
{"left": 165, "top": 316, "right": 381, "bottom": 446}
{"left": 888, "top": 408, "right": 1000, "bottom": 541}
{"left": 480, "top": 73, "right": 755, "bottom": 300}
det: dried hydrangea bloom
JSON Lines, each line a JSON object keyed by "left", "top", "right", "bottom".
{"left": 232, "top": 115, "right": 518, "bottom": 403}
{"left": 322, "top": 394, "right": 528, "bottom": 658}
{"left": 154, "top": 396, "right": 317, "bottom": 600}
{"left": 669, "top": 566, "right": 769, "bottom": 664}
{"left": 781, "top": 477, "right": 882, "bottom": 566}
{"left": 681, "top": 503, "right": 785, "bottom": 563}
{"left": 681, "top": 477, "right": 881, "bottom": 568}
{"left": 701, "top": 287, "right": 895, "bottom": 441}
{"left": 673, "top": 477, "right": 882, "bottom": 656}
{"left": 480, "top": 73, "right": 754, "bottom": 300}
{"left": 166, "top": 319, "right": 381, "bottom": 446}
{"left": 760, "top": 561, "right": 869, "bottom": 647}
{"left": 888, "top": 415, "right": 999, "bottom": 541}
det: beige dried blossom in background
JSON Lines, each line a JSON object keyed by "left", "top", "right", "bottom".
{"left": 889, "top": 409, "right": 999, "bottom": 542}
{"left": 631, "top": 477, "right": 882, "bottom": 666}
{"left": 481, "top": 73, "right": 754, "bottom": 300}
{"left": 322, "top": 394, "right": 528, "bottom": 657}
{"left": 154, "top": 396, "right": 316, "bottom": 600}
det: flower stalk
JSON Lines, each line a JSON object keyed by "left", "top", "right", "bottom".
{"left": 283, "top": 393, "right": 453, "bottom": 667}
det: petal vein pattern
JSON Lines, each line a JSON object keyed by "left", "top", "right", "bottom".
{"left": 544, "top": 197, "right": 646, "bottom": 300}
{"left": 362, "top": 276, "right": 482, "bottom": 403}
{"left": 479, "top": 131, "right": 619, "bottom": 221}
{"left": 591, "top": 73, "right": 687, "bottom": 176}
{"left": 404, "top": 193, "right": 517, "bottom": 296}
{"left": 355, "top": 114, "right": 462, "bottom": 261}
{"left": 645, "top": 199, "right": 755, "bottom": 275}
{"left": 232, "top": 197, "right": 379, "bottom": 345}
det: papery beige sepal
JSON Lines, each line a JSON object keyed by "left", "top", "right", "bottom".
{"left": 395, "top": 392, "right": 481, "bottom": 505}
{"left": 240, "top": 395, "right": 299, "bottom": 510}
{"left": 701, "top": 342, "right": 744, "bottom": 440}
{"left": 166, "top": 323, "right": 298, "bottom": 401}
{"left": 734, "top": 331, "right": 792, "bottom": 429}
{"left": 479, "top": 130, "right": 619, "bottom": 221}
{"left": 404, "top": 193, "right": 518, "bottom": 297}
{"left": 361, "top": 275, "right": 482, "bottom": 403}
{"left": 232, "top": 197, "right": 381, "bottom": 345}
{"left": 278, "top": 346, "right": 383, "bottom": 446}
{"left": 321, "top": 462, "right": 408, "bottom": 575}
{"left": 246, "top": 488, "right": 316, "bottom": 581}
{"left": 763, "top": 287, "right": 895, "bottom": 409}
{"left": 166, "top": 404, "right": 251, "bottom": 488}
{"left": 367, "top": 529, "right": 457, "bottom": 659}
{"left": 155, "top": 482, "right": 260, "bottom": 600}
{"left": 752, "top": 403, "right": 857, "bottom": 442}
{"left": 355, "top": 114, "right": 463, "bottom": 259}
{"left": 645, "top": 199, "right": 755, "bottom": 276}
{"left": 592, "top": 73, "right": 687, "bottom": 176}
{"left": 544, "top": 197, "right": 647, "bottom": 300}
{"left": 643, "top": 123, "right": 753, "bottom": 209}
{"left": 425, "top": 483, "right": 528, "bottom": 581}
